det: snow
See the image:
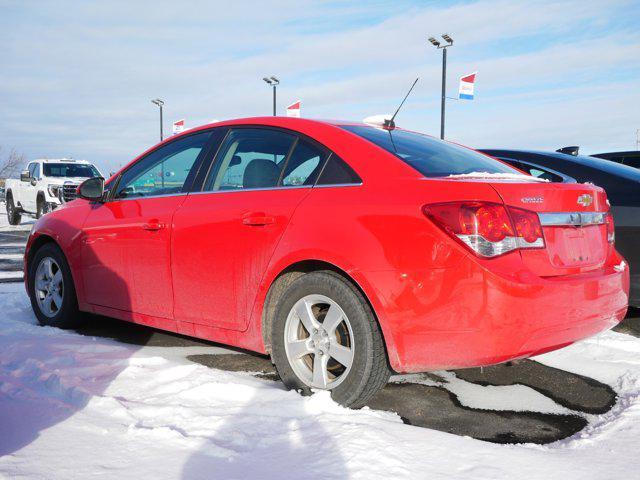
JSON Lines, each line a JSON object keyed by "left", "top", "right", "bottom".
{"left": 1, "top": 283, "right": 639, "bottom": 479}
{"left": 446, "top": 172, "right": 550, "bottom": 182}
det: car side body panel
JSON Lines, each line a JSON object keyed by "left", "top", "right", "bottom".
{"left": 24, "top": 119, "right": 631, "bottom": 374}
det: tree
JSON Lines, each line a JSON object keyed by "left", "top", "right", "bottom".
{"left": 0, "top": 147, "right": 26, "bottom": 183}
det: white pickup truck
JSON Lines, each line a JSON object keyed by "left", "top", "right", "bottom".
{"left": 5, "top": 158, "right": 102, "bottom": 225}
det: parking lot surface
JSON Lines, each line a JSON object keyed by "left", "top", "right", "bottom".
{"left": 2, "top": 219, "right": 638, "bottom": 445}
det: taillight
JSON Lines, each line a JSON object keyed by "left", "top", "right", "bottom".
{"left": 423, "top": 201, "right": 545, "bottom": 258}
{"left": 606, "top": 213, "right": 615, "bottom": 244}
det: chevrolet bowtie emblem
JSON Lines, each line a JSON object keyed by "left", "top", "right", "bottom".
{"left": 577, "top": 194, "right": 593, "bottom": 207}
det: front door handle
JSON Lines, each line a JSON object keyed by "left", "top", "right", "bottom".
{"left": 142, "top": 221, "right": 166, "bottom": 231}
{"left": 242, "top": 213, "right": 276, "bottom": 226}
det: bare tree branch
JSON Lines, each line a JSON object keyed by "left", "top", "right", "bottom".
{"left": 0, "top": 146, "right": 26, "bottom": 179}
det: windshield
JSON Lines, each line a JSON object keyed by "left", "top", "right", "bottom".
{"left": 341, "top": 125, "right": 520, "bottom": 178}
{"left": 43, "top": 163, "right": 100, "bottom": 178}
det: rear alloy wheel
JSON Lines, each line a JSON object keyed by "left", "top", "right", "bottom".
{"left": 28, "top": 242, "right": 84, "bottom": 329}
{"left": 6, "top": 196, "right": 21, "bottom": 225}
{"left": 271, "top": 271, "right": 390, "bottom": 408}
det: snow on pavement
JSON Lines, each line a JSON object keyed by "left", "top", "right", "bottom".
{"left": 1, "top": 282, "right": 640, "bottom": 479}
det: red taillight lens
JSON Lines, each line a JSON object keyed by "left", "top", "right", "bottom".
{"left": 423, "top": 201, "right": 545, "bottom": 258}
{"left": 606, "top": 213, "right": 615, "bottom": 244}
{"left": 508, "top": 207, "right": 543, "bottom": 244}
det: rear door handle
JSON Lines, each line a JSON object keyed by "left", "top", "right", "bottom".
{"left": 242, "top": 213, "right": 276, "bottom": 226}
{"left": 142, "top": 221, "right": 166, "bottom": 231}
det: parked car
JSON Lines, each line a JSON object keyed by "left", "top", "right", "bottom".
{"left": 24, "top": 118, "right": 629, "bottom": 407}
{"left": 592, "top": 151, "right": 640, "bottom": 169}
{"left": 479, "top": 149, "right": 640, "bottom": 307}
{"left": 5, "top": 159, "right": 102, "bottom": 225}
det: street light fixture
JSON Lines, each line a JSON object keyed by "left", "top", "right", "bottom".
{"left": 262, "top": 76, "right": 280, "bottom": 116}
{"left": 428, "top": 34, "right": 454, "bottom": 140}
{"left": 151, "top": 98, "right": 165, "bottom": 141}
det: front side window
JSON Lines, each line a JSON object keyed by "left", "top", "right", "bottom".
{"left": 32, "top": 163, "right": 41, "bottom": 179}
{"left": 43, "top": 163, "right": 99, "bottom": 178}
{"left": 341, "top": 125, "right": 519, "bottom": 178}
{"left": 205, "top": 128, "right": 296, "bottom": 191}
{"left": 27, "top": 163, "right": 37, "bottom": 177}
{"left": 115, "top": 131, "right": 211, "bottom": 199}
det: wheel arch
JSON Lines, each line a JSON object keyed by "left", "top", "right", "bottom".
{"left": 260, "top": 259, "right": 395, "bottom": 366}
{"left": 26, "top": 234, "right": 59, "bottom": 276}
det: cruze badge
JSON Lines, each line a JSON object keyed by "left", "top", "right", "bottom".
{"left": 521, "top": 196, "right": 544, "bottom": 204}
{"left": 577, "top": 194, "right": 593, "bottom": 207}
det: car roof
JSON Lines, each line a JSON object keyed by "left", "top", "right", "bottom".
{"left": 480, "top": 148, "right": 640, "bottom": 181}
{"left": 594, "top": 151, "right": 640, "bottom": 157}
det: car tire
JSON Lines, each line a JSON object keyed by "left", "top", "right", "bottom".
{"left": 36, "top": 196, "right": 51, "bottom": 218}
{"left": 270, "top": 271, "right": 390, "bottom": 408}
{"left": 28, "top": 242, "right": 85, "bottom": 329}
{"left": 6, "top": 195, "right": 21, "bottom": 225}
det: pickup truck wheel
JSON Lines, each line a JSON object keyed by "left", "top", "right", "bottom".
{"left": 36, "top": 197, "right": 50, "bottom": 218}
{"left": 270, "top": 271, "right": 390, "bottom": 408}
{"left": 6, "top": 196, "right": 22, "bottom": 226}
{"left": 28, "top": 242, "right": 84, "bottom": 329}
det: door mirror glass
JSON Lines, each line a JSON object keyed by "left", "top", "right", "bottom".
{"left": 20, "top": 170, "right": 31, "bottom": 182}
{"left": 78, "top": 177, "right": 105, "bottom": 201}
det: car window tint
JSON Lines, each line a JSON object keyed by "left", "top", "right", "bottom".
{"left": 205, "top": 128, "right": 296, "bottom": 191}
{"left": 316, "top": 154, "right": 362, "bottom": 185}
{"left": 115, "top": 131, "right": 211, "bottom": 199}
{"left": 342, "top": 125, "right": 519, "bottom": 178}
{"left": 625, "top": 157, "right": 640, "bottom": 169}
{"left": 281, "top": 139, "right": 328, "bottom": 186}
{"left": 43, "top": 164, "right": 100, "bottom": 178}
{"left": 519, "top": 165, "right": 563, "bottom": 183}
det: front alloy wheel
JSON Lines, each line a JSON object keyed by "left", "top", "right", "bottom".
{"left": 28, "top": 242, "right": 83, "bottom": 329}
{"left": 34, "top": 257, "right": 64, "bottom": 317}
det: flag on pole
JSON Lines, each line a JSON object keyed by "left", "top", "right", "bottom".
{"left": 458, "top": 72, "right": 477, "bottom": 100}
{"left": 172, "top": 119, "right": 185, "bottom": 134}
{"left": 286, "top": 101, "right": 301, "bottom": 117}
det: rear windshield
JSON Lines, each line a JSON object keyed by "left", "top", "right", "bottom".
{"left": 341, "top": 125, "right": 518, "bottom": 178}
{"left": 43, "top": 163, "right": 100, "bottom": 178}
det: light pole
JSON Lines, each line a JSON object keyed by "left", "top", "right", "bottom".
{"left": 262, "top": 76, "right": 280, "bottom": 116}
{"left": 428, "top": 34, "right": 453, "bottom": 140}
{"left": 151, "top": 98, "right": 164, "bottom": 141}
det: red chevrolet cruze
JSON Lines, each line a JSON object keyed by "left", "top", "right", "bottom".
{"left": 24, "top": 117, "right": 629, "bottom": 407}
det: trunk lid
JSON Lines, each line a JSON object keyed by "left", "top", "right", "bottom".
{"left": 487, "top": 180, "right": 609, "bottom": 276}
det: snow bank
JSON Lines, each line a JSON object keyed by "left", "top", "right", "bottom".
{"left": 1, "top": 283, "right": 639, "bottom": 479}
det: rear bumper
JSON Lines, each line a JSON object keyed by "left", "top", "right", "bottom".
{"left": 366, "top": 253, "right": 629, "bottom": 373}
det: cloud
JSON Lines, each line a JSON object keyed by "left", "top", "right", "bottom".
{"left": 0, "top": 0, "right": 638, "bottom": 171}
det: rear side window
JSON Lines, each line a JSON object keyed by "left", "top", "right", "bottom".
{"left": 341, "top": 125, "right": 518, "bottom": 178}
{"left": 281, "top": 139, "right": 328, "bottom": 186}
{"left": 205, "top": 128, "right": 296, "bottom": 191}
{"left": 317, "top": 155, "right": 361, "bottom": 185}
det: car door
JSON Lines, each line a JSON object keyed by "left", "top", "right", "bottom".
{"left": 171, "top": 127, "right": 329, "bottom": 332}
{"left": 80, "top": 130, "right": 213, "bottom": 321}
{"left": 21, "top": 163, "right": 37, "bottom": 211}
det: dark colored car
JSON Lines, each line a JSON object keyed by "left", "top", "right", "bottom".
{"left": 479, "top": 149, "right": 640, "bottom": 307}
{"left": 592, "top": 151, "right": 640, "bottom": 169}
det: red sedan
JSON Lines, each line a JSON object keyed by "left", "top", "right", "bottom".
{"left": 24, "top": 117, "right": 629, "bottom": 407}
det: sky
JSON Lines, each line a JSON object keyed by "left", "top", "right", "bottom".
{"left": 1, "top": 0, "right": 639, "bottom": 174}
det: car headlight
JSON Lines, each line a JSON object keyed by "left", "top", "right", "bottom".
{"left": 48, "top": 184, "right": 60, "bottom": 197}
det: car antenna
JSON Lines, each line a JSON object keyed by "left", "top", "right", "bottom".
{"left": 385, "top": 77, "right": 419, "bottom": 129}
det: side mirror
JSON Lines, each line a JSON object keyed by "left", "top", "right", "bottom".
{"left": 77, "top": 177, "right": 105, "bottom": 202}
{"left": 20, "top": 170, "right": 31, "bottom": 182}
